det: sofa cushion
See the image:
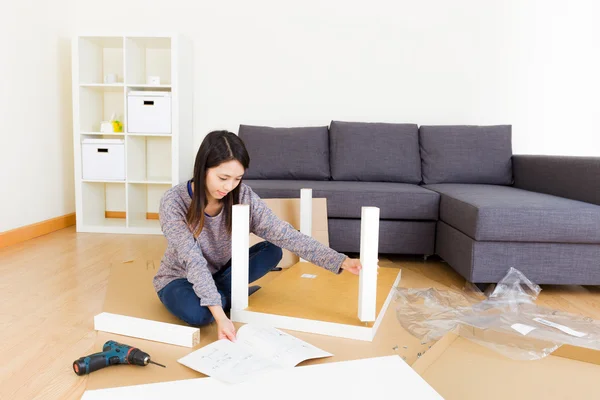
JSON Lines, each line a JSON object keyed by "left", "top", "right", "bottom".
{"left": 424, "top": 184, "right": 600, "bottom": 244}
{"left": 329, "top": 121, "right": 422, "bottom": 183}
{"left": 419, "top": 125, "right": 513, "bottom": 185}
{"left": 238, "top": 125, "right": 330, "bottom": 180}
{"left": 245, "top": 180, "right": 440, "bottom": 220}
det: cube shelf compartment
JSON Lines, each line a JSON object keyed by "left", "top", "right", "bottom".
{"left": 72, "top": 34, "right": 193, "bottom": 234}
{"left": 127, "top": 136, "right": 172, "bottom": 183}
{"left": 81, "top": 182, "right": 127, "bottom": 232}
{"left": 78, "top": 85, "right": 125, "bottom": 133}
{"left": 126, "top": 37, "right": 172, "bottom": 86}
{"left": 78, "top": 37, "right": 124, "bottom": 85}
{"left": 127, "top": 183, "right": 171, "bottom": 232}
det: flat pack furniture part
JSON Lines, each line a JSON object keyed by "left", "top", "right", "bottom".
{"left": 81, "top": 355, "right": 443, "bottom": 400}
{"left": 94, "top": 312, "right": 200, "bottom": 348}
{"left": 299, "top": 188, "right": 312, "bottom": 262}
{"left": 231, "top": 204, "right": 250, "bottom": 311}
{"left": 231, "top": 189, "right": 399, "bottom": 341}
{"left": 358, "top": 206, "right": 380, "bottom": 322}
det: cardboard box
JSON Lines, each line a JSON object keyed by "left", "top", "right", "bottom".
{"left": 414, "top": 327, "right": 600, "bottom": 399}
{"left": 249, "top": 198, "right": 330, "bottom": 269}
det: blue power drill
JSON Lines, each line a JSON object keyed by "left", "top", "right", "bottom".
{"left": 73, "top": 340, "right": 166, "bottom": 376}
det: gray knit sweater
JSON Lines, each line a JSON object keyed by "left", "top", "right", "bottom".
{"left": 153, "top": 182, "right": 347, "bottom": 306}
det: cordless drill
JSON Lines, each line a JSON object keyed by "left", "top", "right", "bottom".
{"left": 73, "top": 340, "right": 166, "bottom": 376}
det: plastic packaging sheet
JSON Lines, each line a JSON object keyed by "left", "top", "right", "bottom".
{"left": 395, "top": 267, "right": 600, "bottom": 360}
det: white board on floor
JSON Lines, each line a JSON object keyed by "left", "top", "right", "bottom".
{"left": 93, "top": 312, "right": 200, "bottom": 348}
{"left": 81, "top": 355, "right": 443, "bottom": 400}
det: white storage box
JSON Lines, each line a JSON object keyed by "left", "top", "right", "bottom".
{"left": 127, "top": 91, "right": 172, "bottom": 134}
{"left": 82, "top": 138, "right": 125, "bottom": 181}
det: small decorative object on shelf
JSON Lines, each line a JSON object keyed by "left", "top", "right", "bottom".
{"left": 100, "top": 121, "right": 114, "bottom": 133}
{"left": 147, "top": 75, "right": 161, "bottom": 85}
{"left": 100, "top": 113, "right": 124, "bottom": 133}
{"left": 104, "top": 73, "right": 118, "bottom": 84}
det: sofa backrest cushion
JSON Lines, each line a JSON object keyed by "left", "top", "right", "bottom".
{"left": 238, "top": 124, "right": 330, "bottom": 180}
{"left": 419, "top": 125, "right": 513, "bottom": 185}
{"left": 329, "top": 121, "right": 422, "bottom": 183}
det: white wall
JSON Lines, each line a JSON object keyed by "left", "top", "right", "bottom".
{"left": 0, "top": 1, "right": 74, "bottom": 232}
{"left": 72, "top": 0, "right": 600, "bottom": 155}
{"left": 2, "top": 0, "right": 599, "bottom": 232}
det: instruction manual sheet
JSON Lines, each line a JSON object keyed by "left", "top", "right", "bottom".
{"left": 178, "top": 324, "right": 333, "bottom": 383}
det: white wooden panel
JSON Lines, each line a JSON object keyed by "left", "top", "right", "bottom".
{"left": 127, "top": 136, "right": 147, "bottom": 181}
{"left": 127, "top": 183, "right": 147, "bottom": 226}
{"left": 94, "top": 312, "right": 199, "bottom": 348}
{"left": 146, "top": 137, "right": 171, "bottom": 181}
{"left": 125, "top": 38, "right": 145, "bottom": 85}
{"left": 79, "top": 38, "right": 102, "bottom": 84}
{"left": 300, "top": 188, "right": 312, "bottom": 263}
{"left": 102, "top": 47, "right": 124, "bottom": 84}
{"left": 231, "top": 309, "right": 373, "bottom": 341}
{"left": 79, "top": 87, "right": 101, "bottom": 132}
{"left": 358, "top": 206, "right": 380, "bottom": 322}
{"left": 371, "top": 269, "right": 402, "bottom": 337}
{"left": 146, "top": 48, "right": 172, "bottom": 85}
{"left": 147, "top": 184, "right": 170, "bottom": 214}
{"left": 81, "top": 354, "right": 442, "bottom": 400}
{"left": 103, "top": 90, "right": 124, "bottom": 123}
{"left": 105, "top": 182, "right": 126, "bottom": 212}
{"left": 82, "top": 182, "right": 106, "bottom": 224}
{"left": 173, "top": 34, "right": 194, "bottom": 184}
{"left": 231, "top": 204, "right": 250, "bottom": 311}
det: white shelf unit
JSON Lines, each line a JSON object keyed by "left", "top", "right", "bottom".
{"left": 72, "top": 34, "right": 193, "bottom": 234}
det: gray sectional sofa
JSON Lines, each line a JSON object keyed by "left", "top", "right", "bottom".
{"left": 239, "top": 122, "right": 600, "bottom": 285}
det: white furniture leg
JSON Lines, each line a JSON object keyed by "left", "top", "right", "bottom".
{"left": 231, "top": 204, "right": 250, "bottom": 311}
{"left": 358, "top": 206, "right": 380, "bottom": 322}
{"left": 300, "top": 188, "right": 312, "bottom": 262}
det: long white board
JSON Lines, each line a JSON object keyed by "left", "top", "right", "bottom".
{"left": 81, "top": 355, "right": 443, "bottom": 400}
{"left": 94, "top": 312, "right": 200, "bottom": 348}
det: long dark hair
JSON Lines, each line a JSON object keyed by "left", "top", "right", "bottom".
{"left": 187, "top": 130, "right": 250, "bottom": 237}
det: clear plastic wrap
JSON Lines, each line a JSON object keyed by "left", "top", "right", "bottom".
{"left": 395, "top": 267, "right": 600, "bottom": 360}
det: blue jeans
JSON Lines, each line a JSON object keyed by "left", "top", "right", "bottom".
{"left": 157, "top": 241, "right": 283, "bottom": 326}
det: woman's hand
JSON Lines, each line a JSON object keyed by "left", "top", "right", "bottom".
{"left": 209, "top": 305, "right": 237, "bottom": 342}
{"left": 341, "top": 257, "right": 362, "bottom": 275}
{"left": 217, "top": 317, "right": 237, "bottom": 342}
{"left": 340, "top": 257, "right": 380, "bottom": 275}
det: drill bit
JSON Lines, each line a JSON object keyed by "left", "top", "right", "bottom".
{"left": 149, "top": 360, "right": 166, "bottom": 368}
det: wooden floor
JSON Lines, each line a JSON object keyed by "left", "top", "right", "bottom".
{"left": 1, "top": 227, "right": 599, "bottom": 399}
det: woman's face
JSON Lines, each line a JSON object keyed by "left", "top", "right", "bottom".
{"left": 205, "top": 160, "right": 245, "bottom": 201}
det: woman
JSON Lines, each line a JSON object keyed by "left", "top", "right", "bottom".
{"left": 153, "top": 130, "right": 363, "bottom": 342}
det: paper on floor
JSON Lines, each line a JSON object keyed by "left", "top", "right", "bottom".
{"left": 177, "top": 324, "right": 333, "bottom": 383}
